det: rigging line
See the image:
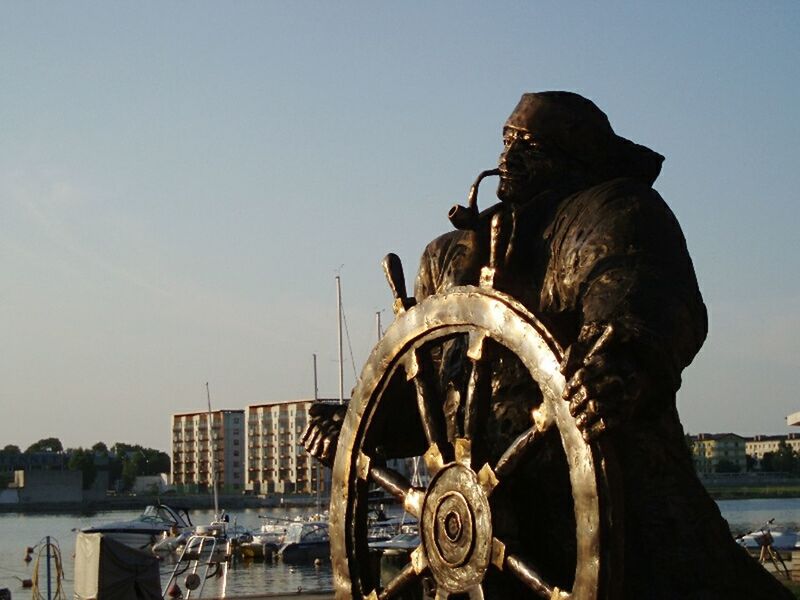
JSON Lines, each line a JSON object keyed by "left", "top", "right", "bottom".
{"left": 339, "top": 292, "right": 359, "bottom": 383}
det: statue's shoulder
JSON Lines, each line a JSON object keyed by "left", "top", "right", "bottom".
{"left": 549, "top": 177, "right": 677, "bottom": 242}
{"left": 544, "top": 177, "right": 692, "bottom": 276}
{"left": 561, "top": 177, "right": 665, "bottom": 217}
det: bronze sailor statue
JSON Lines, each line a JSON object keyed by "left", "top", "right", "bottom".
{"left": 303, "top": 92, "right": 792, "bottom": 599}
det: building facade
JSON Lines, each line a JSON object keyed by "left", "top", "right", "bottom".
{"left": 246, "top": 399, "right": 339, "bottom": 494}
{"left": 691, "top": 433, "right": 747, "bottom": 474}
{"left": 171, "top": 409, "right": 245, "bottom": 492}
{"left": 746, "top": 433, "right": 800, "bottom": 460}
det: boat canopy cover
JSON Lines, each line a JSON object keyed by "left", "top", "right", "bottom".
{"left": 74, "top": 533, "right": 162, "bottom": 600}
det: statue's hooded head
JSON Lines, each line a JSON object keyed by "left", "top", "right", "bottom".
{"left": 497, "top": 91, "right": 665, "bottom": 204}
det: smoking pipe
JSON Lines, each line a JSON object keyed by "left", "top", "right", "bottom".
{"left": 448, "top": 169, "right": 500, "bottom": 230}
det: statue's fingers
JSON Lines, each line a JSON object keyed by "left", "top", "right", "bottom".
{"left": 563, "top": 368, "right": 588, "bottom": 399}
{"left": 320, "top": 436, "right": 334, "bottom": 463}
{"left": 578, "top": 375, "right": 626, "bottom": 406}
{"left": 332, "top": 406, "right": 347, "bottom": 422}
{"left": 300, "top": 425, "right": 315, "bottom": 446}
{"left": 305, "top": 424, "right": 325, "bottom": 449}
{"left": 310, "top": 432, "right": 327, "bottom": 459}
{"left": 321, "top": 418, "right": 340, "bottom": 435}
{"left": 568, "top": 385, "right": 590, "bottom": 417}
{"left": 575, "top": 404, "right": 603, "bottom": 431}
{"left": 306, "top": 429, "right": 323, "bottom": 454}
{"left": 582, "top": 415, "right": 622, "bottom": 442}
{"left": 319, "top": 437, "right": 330, "bottom": 461}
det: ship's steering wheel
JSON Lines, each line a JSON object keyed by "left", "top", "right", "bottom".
{"left": 329, "top": 245, "right": 622, "bottom": 600}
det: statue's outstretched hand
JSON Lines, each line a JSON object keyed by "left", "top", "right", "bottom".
{"left": 301, "top": 402, "right": 347, "bottom": 468}
{"left": 560, "top": 324, "right": 645, "bottom": 442}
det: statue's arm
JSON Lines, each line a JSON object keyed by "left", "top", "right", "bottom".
{"left": 555, "top": 180, "right": 708, "bottom": 439}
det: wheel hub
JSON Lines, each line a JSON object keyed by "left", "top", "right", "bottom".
{"left": 421, "top": 462, "right": 493, "bottom": 593}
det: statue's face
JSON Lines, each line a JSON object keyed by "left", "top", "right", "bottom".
{"left": 497, "top": 125, "right": 563, "bottom": 204}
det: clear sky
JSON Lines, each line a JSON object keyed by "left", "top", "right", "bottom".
{"left": 2, "top": 2, "right": 798, "bottom": 452}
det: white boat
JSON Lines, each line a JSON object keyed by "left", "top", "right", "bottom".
{"left": 278, "top": 520, "right": 331, "bottom": 563}
{"left": 83, "top": 503, "right": 193, "bottom": 549}
{"left": 251, "top": 515, "right": 291, "bottom": 547}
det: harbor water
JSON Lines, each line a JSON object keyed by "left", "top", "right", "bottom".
{"left": 2, "top": 498, "right": 799, "bottom": 597}
{"left": 0, "top": 507, "right": 332, "bottom": 598}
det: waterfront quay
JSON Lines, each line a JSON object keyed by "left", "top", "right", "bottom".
{"left": 0, "top": 492, "right": 327, "bottom": 514}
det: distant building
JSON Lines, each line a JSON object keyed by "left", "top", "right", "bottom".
{"left": 787, "top": 412, "right": 800, "bottom": 427}
{"left": 0, "top": 451, "right": 67, "bottom": 473}
{"left": 245, "top": 399, "right": 340, "bottom": 494}
{"left": 691, "top": 433, "right": 747, "bottom": 474}
{"left": 746, "top": 433, "right": 800, "bottom": 460}
{"left": 171, "top": 409, "right": 245, "bottom": 492}
{"left": 11, "top": 469, "right": 82, "bottom": 503}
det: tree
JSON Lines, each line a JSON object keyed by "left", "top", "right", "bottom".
{"left": 2, "top": 444, "right": 21, "bottom": 454}
{"left": 746, "top": 454, "right": 758, "bottom": 472}
{"left": 91, "top": 442, "right": 108, "bottom": 454}
{"left": 684, "top": 434, "right": 696, "bottom": 461}
{"left": 25, "top": 438, "right": 63, "bottom": 453}
{"left": 67, "top": 448, "right": 97, "bottom": 489}
{"left": 760, "top": 442, "right": 799, "bottom": 473}
{"left": 109, "top": 444, "right": 169, "bottom": 490}
{"left": 761, "top": 451, "right": 777, "bottom": 472}
{"left": 773, "top": 441, "right": 798, "bottom": 473}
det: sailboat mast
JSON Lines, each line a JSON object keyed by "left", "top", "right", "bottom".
{"left": 336, "top": 275, "right": 344, "bottom": 405}
{"left": 206, "top": 382, "right": 220, "bottom": 518}
{"left": 312, "top": 353, "right": 319, "bottom": 400}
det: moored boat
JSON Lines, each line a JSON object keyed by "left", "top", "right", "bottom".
{"left": 82, "top": 503, "right": 193, "bottom": 549}
{"left": 277, "top": 520, "right": 330, "bottom": 563}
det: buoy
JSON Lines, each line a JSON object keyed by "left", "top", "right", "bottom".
{"left": 185, "top": 573, "right": 201, "bottom": 591}
{"left": 167, "top": 582, "right": 182, "bottom": 598}
{"left": 314, "top": 558, "right": 322, "bottom": 567}
{"left": 21, "top": 579, "right": 33, "bottom": 589}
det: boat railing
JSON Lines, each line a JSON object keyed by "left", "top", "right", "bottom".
{"left": 163, "top": 534, "right": 231, "bottom": 599}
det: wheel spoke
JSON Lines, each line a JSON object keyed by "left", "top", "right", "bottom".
{"left": 505, "top": 553, "right": 559, "bottom": 599}
{"left": 477, "top": 463, "right": 499, "bottom": 496}
{"left": 454, "top": 437, "right": 472, "bottom": 467}
{"left": 423, "top": 442, "right": 446, "bottom": 477}
{"left": 463, "top": 331, "right": 488, "bottom": 442}
{"left": 406, "top": 350, "right": 446, "bottom": 450}
{"left": 494, "top": 426, "right": 543, "bottom": 480}
{"left": 376, "top": 560, "right": 420, "bottom": 600}
{"left": 369, "top": 463, "right": 425, "bottom": 518}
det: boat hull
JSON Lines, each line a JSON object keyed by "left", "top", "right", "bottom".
{"left": 278, "top": 541, "right": 330, "bottom": 564}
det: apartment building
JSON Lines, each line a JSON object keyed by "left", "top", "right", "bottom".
{"left": 691, "top": 433, "right": 747, "bottom": 474}
{"left": 171, "top": 409, "right": 245, "bottom": 492}
{"left": 246, "top": 399, "right": 340, "bottom": 494}
{"left": 746, "top": 433, "right": 800, "bottom": 460}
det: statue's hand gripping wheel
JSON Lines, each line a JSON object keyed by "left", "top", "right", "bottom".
{"left": 329, "top": 210, "right": 622, "bottom": 600}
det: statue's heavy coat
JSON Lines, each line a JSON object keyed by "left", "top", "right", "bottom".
{"left": 414, "top": 177, "right": 791, "bottom": 599}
